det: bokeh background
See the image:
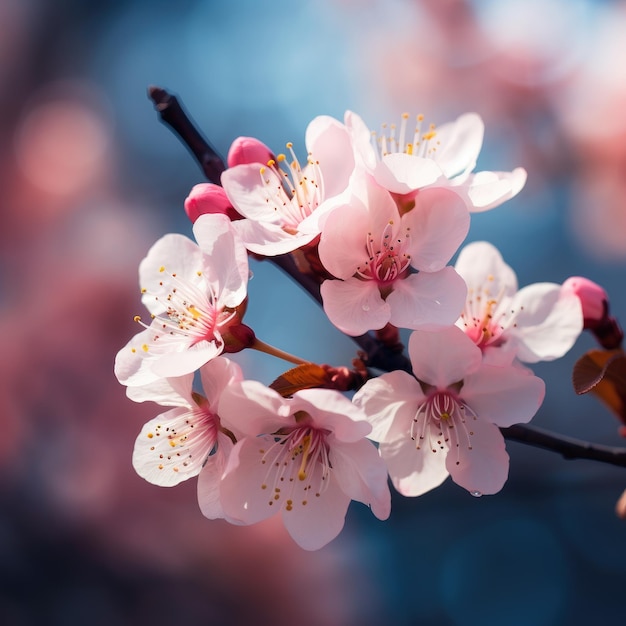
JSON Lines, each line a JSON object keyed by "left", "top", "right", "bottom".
{"left": 1, "top": 0, "right": 626, "bottom": 624}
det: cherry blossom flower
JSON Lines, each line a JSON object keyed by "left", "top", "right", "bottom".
{"left": 114, "top": 213, "right": 249, "bottom": 387}
{"left": 345, "top": 110, "right": 527, "bottom": 213}
{"left": 353, "top": 327, "right": 545, "bottom": 497}
{"left": 318, "top": 173, "right": 468, "bottom": 335}
{"left": 455, "top": 241, "right": 583, "bottom": 365}
{"left": 217, "top": 384, "right": 391, "bottom": 550}
{"left": 129, "top": 357, "right": 243, "bottom": 519}
{"left": 221, "top": 115, "right": 355, "bottom": 255}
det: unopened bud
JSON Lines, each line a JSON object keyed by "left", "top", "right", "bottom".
{"left": 184, "top": 183, "right": 242, "bottom": 223}
{"left": 227, "top": 136, "right": 274, "bottom": 167}
{"left": 222, "top": 323, "right": 256, "bottom": 354}
{"left": 562, "top": 276, "right": 607, "bottom": 322}
{"left": 562, "top": 276, "right": 623, "bottom": 349}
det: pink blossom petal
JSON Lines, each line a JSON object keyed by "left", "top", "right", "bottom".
{"left": 408, "top": 327, "right": 482, "bottom": 388}
{"left": 380, "top": 436, "right": 449, "bottom": 497}
{"left": 139, "top": 234, "right": 206, "bottom": 315}
{"left": 433, "top": 113, "right": 484, "bottom": 180}
{"left": 221, "top": 163, "right": 283, "bottom": 222}
{"left": 318, "top": 197, "right": 372, "bottom": 279}
{"left": 220, "top": 436, "right": 283, "bottom": 525}
{"left": 320, "top": 278, "right": 390, "bottom": 336}
{"left": 280, "top": 471, "right": 351, "bottom": 551}
{"left": 305, "top": 115, "right": 354, "bottom": 198}
{"left": 462, "top": 365, "right": 545, "bottom": 427}
{"left": 454, "top": 240, "right": 518, "bottom": 296}
{"left": 196, "top": 455, "right": 227, "bottom": 520}
{"left": 344, "top": 110, "right": 377, "bottom": 170}
{"left": 151, "top": 340, "right": 223, "bottom": 378}
{"left": 218, "top": 381, "right": 291, "bottom": 437}
{"left": 387, "top": 268, "right": 467, "bottom": 330}
{"left": 193, "top": 214, "right": 249, "bottom": 307}
{"left": 114, "top": 328, "right": 163, "bottom": 387}
{"left": 199, "top": 356, "right": 244, "bottom": 414}
{"left": 511, "top": 284, "right": 583, "bottom": 363}
{"left": 196, "top": 435, "right": 234, "bottom": 521}
{"left": 464, "top": 167, "right": 527, "bottom": 212}
{"left": 289, "top": 390, "right": 371, "bottom": 443}
{"left": 405, "top": 187, "right": 470, "bottom": 271}
{"left": 132, "top": 406, "right": 217, "bottom": 487}
{"left": 232, "top": 217, "right": 317, "bottom": 256}
{"left": 353, "top": 370, "right": 424, "bottom": 442}
{"left": 446, "top": 417, "right": 509, "bottom": 495}
{"left": 374, "top": 153, "right": 444, "bottom": 195}
{"left": 125, "top": 372, "right": 194, "bottom": 406}
{"left": 330, "top": 439, "right": 391, "bottom": 520}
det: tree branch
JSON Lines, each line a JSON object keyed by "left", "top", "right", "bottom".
{"left": 146, "top": 85, "right": 626, "bottom": 470}
{"left": 148, "top": 86, "right": 225, "bottom": 184}
{"left": 502, "top": 424, "right": 626, "bottom": 468}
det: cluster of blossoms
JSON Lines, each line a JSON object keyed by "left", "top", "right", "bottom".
{"left": 116, "top": 110, "right": 587, "bottom": 549}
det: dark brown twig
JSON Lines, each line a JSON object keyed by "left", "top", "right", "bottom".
{"left": 148, "top": 86, "right": 226, "bottom": 184}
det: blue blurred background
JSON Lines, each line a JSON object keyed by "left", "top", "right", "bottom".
{"left": 1, "top": 0, "right": 626, "bottom": 624}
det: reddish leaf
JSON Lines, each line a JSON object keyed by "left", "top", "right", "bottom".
{"left": 573, "top": 349, "right": 626, "bottom": 425}
{"left": 270, "top": 363, "right": 330, "bottom": 397}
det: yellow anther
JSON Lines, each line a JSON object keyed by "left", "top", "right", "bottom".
{"left": 286, "top": 142, "right": 293, "bottom": 149}
{"left": 417, "top": 114, "right": 424, "bottom": 121}
{"left": 298, "top": 434, "right": 312, "bottom": 481}
{"left": 169, "top": 440, "right": 176, "bottom": 447}
{"left": 260, "top": 166, "right": 266, "bottom": 174}
{"left": 147, "top": 433, "right": 154, "bottom": 439}
{"left": 276, "top": 154, "right": 286, "bottom": 162}
{"left": 159, "top": 266, "right": 165, "bottom": 273}
{"left": 402, "top": 112, "right": 409, "bottom": 119}
{"left": 187, "top": 305, "right": 201, "bottom": 321}
{"left": 133, "top": 315, "right": 141, "bottom": 323}
{"left": 141, "top": 344, "right": 149, "bottom": 352}
{"left": 423, "top": 131, "right": 437, "bottom": 141}
{"left": 267, "top": 159, "right": 276, "bottom": 167}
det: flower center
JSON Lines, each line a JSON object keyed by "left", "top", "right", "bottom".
{"left": 355, "top": 219, "right": 412, "bottom": 293}
{"left": 373, "top": 113, "right": 441, "bottom": 160}
{"left": 257, "top": 424, "right": 331, "bottom": 511}
{"left": 411, "top": 389, "right": 478, "bottom": 465}
{"left": 134, "top": 265, "right": 236, "bottom": 351}
{"left": 259, "top": 142, "right": 323, "bottom": 234}
{"left": 459, "top": 278, "right": 522, "bottom": 350}
{"left": 146, "top": 393, "right": 220, "bottom": 477}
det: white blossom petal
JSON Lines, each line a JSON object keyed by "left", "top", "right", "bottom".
{"left": 446, "top": 417, "right": 510, "bottom": 495}
{"left": 408, "top": 327, "right": 482, "bottom": 388}
{"left": 387, "top": 268, "right": 467, "bottom": 330}
{"left": 320, "top": 277, "right": 390, "bottom": 336}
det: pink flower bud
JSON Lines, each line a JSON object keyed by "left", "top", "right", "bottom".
{"left": 184, "top": 183, "right": 242, "bottom": 223}
{"left": 562, "top": 276, "right": 607, "bottom": 322}
{"left": 562, "top": 276, "right": 623, "bottom": 349}
{"left": 227, "top": 136, "right": 274, "bottom": 167}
